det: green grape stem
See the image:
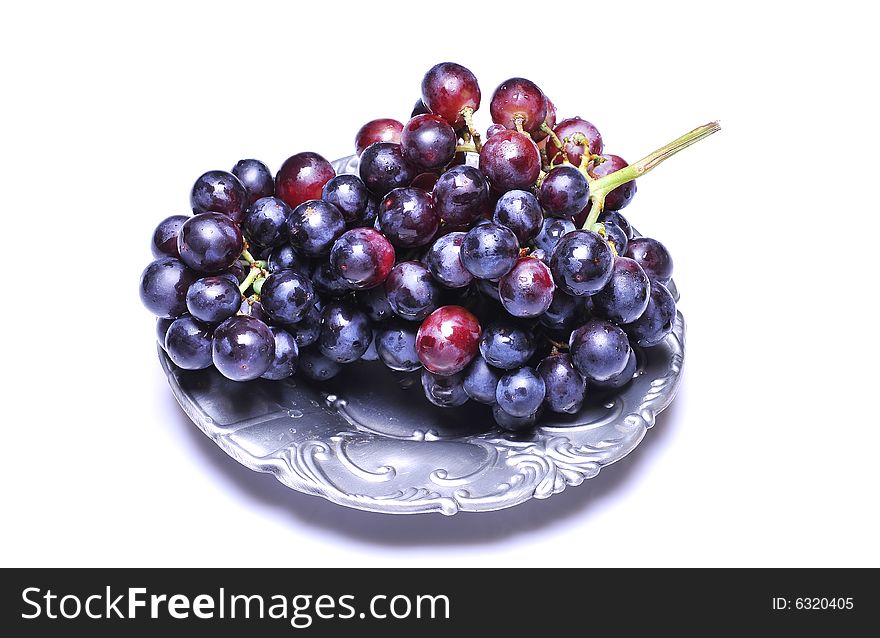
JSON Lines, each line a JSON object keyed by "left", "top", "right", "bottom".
{"left": 239, "top": 265, "right": 261, "bottom": 294}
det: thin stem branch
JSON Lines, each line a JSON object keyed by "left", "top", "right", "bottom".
{"left": 239, "top": 265, "right": 260, "bottom": 294}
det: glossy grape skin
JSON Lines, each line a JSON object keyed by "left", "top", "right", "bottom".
{"left": 588, "top": 155, "right": 636, "bottom": 210}
{"left": 569, "top": 318, "right": 631, "bottom": 382}
{"left": 411, "top": 99, "right": 430, "bottom": 117}
{"left": 321, "top": 174, "right": 368, "bottom": 224}
{"left": 432, "top": 165, "right": 490, "bottom": 226}
{"left": 421, "top": 62, "right": 481, "bottom": 128}
{"left": 232, "top": 159, "right": 274, "bottom": 206}
{"left": 401, "top": 114, "right": 457, "bottom": 171}
{"left": 496, "top": 367, "right": 545, "bottom": 417}
{"left": 425, "top": 232, "right": 473, "bottom": 289}
{"left": 532, "top": 98, "right": 556, "bottom": 143}
{"left": 539, "top": 165, "right": 590, "bottom": 218}
{"left": 185, "top": 276, "right": 241, "bottom": 323}
{"left": 378, "top": 187, "right": 439, "bottom": 248}
{"left": 312, "top": 260, "right": 355, "bottom": 297}
{"left": 534, "top": 217, "right": 575, "bottom": 254}
{"left": 479, "top": 130, "right": 541, "bottom": 192}
{"left": 492, "top": 404, "right": 538, "bottom": 431}
{"left": 285, "top": 302, "right": 322, "bottom": 348}
{"left": 625, "top": 237, "right": 673, "bottom": 283}
{"left": 261, "top": 327, "right": 299, "bottom": 380}
{"left": 275, "top": 152, "right": 335, "bottom": 210}
{"left": 286, "top": 200, "right": 345, "bottom": 256}
{"left": 267, "top": 244, "right": 306, "bottom": 274}
{"left": 460, "top": 222, "right": 519, "bottom": 280}
{"left": 549, "top": 230, "right": 614, "bottom": 296}
{"left": 260, "top": 268, "right": 315, "bottom": 324}
{"left": 176, "top": 213, "right": 243, "bottom": 273}
{"left": 376, "top": 321, "right": 422, "bottom": 372}
{"left": 359, "top": 142, "right": 417, "bottom": 198}
{"left": 539, "top": 289, "right": 587, "bottom": 330}
{"left": 415, "top": 305, "right": 481, "bottom": 376}
{"left": 602, "top": 220, "right": 629, "bottom": 256}
{"left": 224, "top": 260, "right": 248, "bottom": 284}
{"left": 624, "top": 282, "right": 676, "bottom": 347}
{"left": 356, "top": 285, "right": 394, "bottom": 322}
{"left": 164, "top": 316, "right": 213, "bottom": 370}
{"left": 591, "top": 256, "right": 651, "bottom": 324}
{"left": 463, "top": 356, "right": 502, "bottom": 404}
{"left": 489, "top": 77, "right": 548, "bottom": 133}
{"left": 298, "top": 346, "right": 342, "bottom": 381}
{"left": 600, "top": 211, "right": 633, "bottom": 240}
{"left": 499, "top": 257, "right": 556, "bottom": 318}
{"left": 421, "top": 369, "right": 469, "bottom": 408}
{"left": 591, "top": 349, "right": 637, "bottom": 390}
{"left": 385, "top": 261, "right": 440, "bottom": 321}
{"left": 355, "top": 119, "right": 403, "bottom": 156}
{"left": 151, "top": 215, "right": 189, "bottom": 258}
{"left": 212, "top": 315, "right": 275, "bottom": 381}
{"left": 319, "top": 301, "right": 372, "bottom": 363}
{"left": 190, "top": 170, "right": 248, "bottom": 222}
{"left": 547, "top": 117, "right": 603, "bottom": 166}
{"left": 329, "top": 227, "right": 395, "bottom": 289}
{"left": 479, "top": 320, "right": 536, "bottom": 370}
{"left": 537, "top": 353, "right": 586, "bottom": 414}
{"left": 242, "top": 197, "right": 291, "bottom": 248}
{"left": 493, "top": 190, "right": 542, "bottom": 244}
{"left": 486, "top": 123, "right": 506, "bottom": 138}
{"left": 139, "top": 257, "right": 197, "bottom": 318}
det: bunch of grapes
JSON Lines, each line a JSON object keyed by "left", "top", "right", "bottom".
{"left": 140, "top": 62, "right": 718, "bottom": 431}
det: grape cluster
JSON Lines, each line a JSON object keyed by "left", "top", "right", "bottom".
{"left": 140, "top": 62, "right": 686, "bottom": 432}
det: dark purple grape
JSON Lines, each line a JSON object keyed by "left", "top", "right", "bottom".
{"left": 489, "top": 77, "right": 548, "bottom": 133}
{"left": 625, "top": 237, "right": 673, "bottom": 283}
{"left": 286, "top": 200, "right": 345, "bottom": 256}
{"left": 185, "top": 276, "right": 241, "bottom": 323}
{"left": 493, "top": 190, "right": 542, "bottom": 244}
{"left": 569, "top": 319, "right": 631, "bottom": 382}
{"left": 460, "top": 222, "right": 519, "bottom": 280}
{"left": 330, "top": 227, "right": 396, "bottom": 289}
{"left": 232, "top": 159, "right": 274, "bottom": 206}
{"left": 275, "top": 152, "right": 336, "bottom": 210}
{"left": 156, "top": 317, "right": 174, "bottom": 350}
{"left": 260, "top": 269, "right": 315, "bottom": 324}
{"left": 376, "top": 321, "right": 421, "bottom": 372}
{"left": 537, "top": 353, "right": 586, "bottom": 414}
{"left": 139, "top": 257, "right": 197, "bottom": 318}
{"left": 285, "top": 302, "right": 322, "bottom": 348}
{"left": 356, "top": 285, "right": 394, "bottom": 322}
{"left": 359, "top": 142, "right": 416, "bottom": 197}
{"left": 401, "top": 114, "right": 457, "bottom": 171}
{"left": 425, "top": 232, "right": 473, "bottom": 288}
{"left": 298, "top": 346, "right": 342, "bottom": 381}
{"left": 190, "top": 170, "right": 247, "bottom": 222}
{"left": 547, "top": 117, "right": 603, "bottom": 166}
{"left": 599, "top": 211, "right": 633, "bottom": 240}
{"left": 539, "top": 289, "right": 587, "bottom": 330}
{"left": 463, "top": 356, "right": 502, "bottom": 404}
{"left": 176, "top": 213, "right": 244, "bottom": 273}
{"left": 421, "top": 62, "right": 481, "bottom": 128}
{"left": 498, "top": 257, "right": 556, "bottom": 318}
{"left": 411, "top": 99, "right": 430, "bottom": 117}
{"left": 535, "top": 217, "right": 575, "bottom": 254}
{"left": 350, "top": 194, "right": 380, "bottom": 229}
{"left": 322, "top": 174, "right": 369, "bottom": 224}
{"left": 212, "top": 315, "right": 275, "bottom": 381}
{"left": 432, "top": 165, "right": 490, "bottom": 226}
{"left": 319, "top": 301, "right": 372, "bottom": 363}
{"left": 479, "top": 320, "right": 536, "bottom": 370}
{"left": 421, "top": 369, "right": 468, "bottom": 408}
{"left": 151, "top": 215, "right": 189, "bottom": 258}
{"left": 261, "top": 327, "right": 299, "bottom": 380}
{"left": 591, "top": 256, "right": 650, "bottom": 324}
{"left": 624, "top": 282, "right": 676, "bottom": 347}
{"left": 589, "top": 155, "right": 636, "bottom": 210}
{"left": 378, "top": 187, "right": 439, "bottom": 248}
{"left": 312, "top": 260, "right": 355, "bottom": 297}
{"left": 225, "top": 260, "right": 248, "bottom": 284}
{"left": 242, "top": 197, "right": 291, "bottom": 248}
{"left": 496, "top": 367, "right": 545, "bottom": 417}
{"left": 591, "top": 350, "right": 636, "bottom": 390}
{"left": 539, "top": 165, "right": 590, "bottom": 218}
{"left": 165, "top": 316, "right": 213, "bottom": 370}
{"left": 355, "top": 119, "right": 403, "bottom": 156}
{"left": 474, "top": 277, "right": 502, "bottom": 302}
{"left": 384, "top": 261, "right": 440, "bottom": 321}
{"left": 479, "top": 130, "right": 541, "bottom": 192}
{"left": 492, "top": 404, "right": 538, "bottom": 431}
{"left": 267, "top": 244, "right": 306, "bottom": 273}
{"left": 602, "top": 220, "right": 629, "bottom": 256}
{"left": 549, "top": 230, "right": 614, "bottom": 296}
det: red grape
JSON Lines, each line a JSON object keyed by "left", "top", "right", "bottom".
{"left": 416, "top": 305, "right": 481, "bottom": 375}
{"left": 421, "top": 62, "right": 481, "bottom": 128}
{"left": 479, "top": 130, "right": 541, "bottom": 192}
{"left": 489, "top": 77, "right": 548, "bottom": 133}
{"left": 275, "top": 152, "right": 336, "bottom": 209}
{"left": 355, "top": 118, "right": 403, "bottom": 156}
{"left": 547, "top": 117, "right": 603, "bottom": 166}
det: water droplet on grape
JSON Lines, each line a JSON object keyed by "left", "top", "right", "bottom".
{"left": 604, "top": 402, "right": 614, "bottom": 409}
{"left": 287, "top": 409, "right": 303, "bottom": 418}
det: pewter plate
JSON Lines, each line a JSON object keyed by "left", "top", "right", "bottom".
{"left": 159, "top": 155, "right": 685, "bottom": 515}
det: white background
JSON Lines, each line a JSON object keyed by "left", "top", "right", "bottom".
{"left": 2, "top": 1, "right": 877, "bottom": 567}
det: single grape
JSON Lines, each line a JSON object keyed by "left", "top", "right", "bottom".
{"left": 190, "top": 170, "right": 247, "bottom": 222}
{"left": 298, "top": 346, "right": 342, "bottom": 381}
{"left": 599, "top": 210, "right": 633, "bottom": 240}
{"left": 492, "top": 404, "right": 538, "bottom": 431}
{"left": 539, "top": 289, "right": 587, "bottom": 330}
{"left": 212, "top": 315, "right": 275, "bottom": 381}
{"left": 376, "top": 321, "right": 422, "bottom": 372}
{"left": 624, "top": 282, "right": 676, "bottom": 347}
{"left": 322, "top": 174, "right": 369, "bottom": 224}
{"left": 421, "top": 369, "right": 468, "bottom": 408}
{"left": 275, "top": 152, "right": 336, "bottom": 210}
{"left": 232, "top": 159, "right": 274, "bottom": 206}
{"left": 312, "top": 260, "right": 355, "bottom": 297}
{"left": 425, "top": 232, "right": 473, "bottom": 288}
{"left": 139, "top": 257, "right": 197, "bottom": 318}
{"left": 531, "top": 98, "right": 556, "bottom": 142}
{"left": 591, "top": 256, "right": 650, "bottom": 324}
{"left": 359, "top": 142, "right": 416, "bottom": 197}
{"left": 285, "top": 302, "right": 322, "bottom": 348}
{"left": 415, "top": 305, "right": 481, "bottom": 375}
{"left": 267, "top": 244, "right": 306, "bottom": 273}
{"left": 547, "top": 117, "right": 603, "bottom": 166}
{"left": 330, "top": 227, "right": 395, "bottom": 289}
{"left": 460, "top": 222, "right": 519, "bottom": 280}
{"left": 242, "top": 197, "right": 292, "bottom": 248}
{"left": 261, "top": 327, "right": 299, "bottom": 380}
{"left": 156, "top": 317, "right": 174, "bottom": 351}
{"left": 185, "top": 276, "right": 241, "bottom": 323}
{"left": 151, "top": 215, "right": 189, "bottom": 259}
{"left": 286, "top": 199, "right": 345, "bottom": 256}
{"left": 165, "top": 316, "right": 214, "bottom": 370}
{"left": 319, "top": 301, "right": 372, "bottom": 363}
{"left": 496, "top": 367, "right": 545, "bottom": 417}
{"left": 549, "top": 230, "right": 614, "bottom": 296}
{"left": 479, "top": 320, "right": 537, "bottom": 370}
{"left": 591, "top": 349, "right": 637, "bottom": 389}
{"left": 537, "top": 353, "right": 586, "bottom": 414}
{"left": 401, "top": 114, "right": 457, "bottom": 171}
{"left": 421, "top": 62, "right": 481, "bottom": 128}
{"left": 177, "top": 213, "right": 243, "bottom": 273}
{"left": 260, "top": 268, "right": 315, "bottom": 324}
{"left": 355, "top": 119, "right": 404, "bottom": 156}
{"left": 411, "top": 100, "right": 430, "bottom": 117}
{"left": 539, "top": 165, "right": 590, "bottom": 218}
{"left": 225, "top": 260, "right": 248, "bottom": 284}
{"left": 384, "top": 261, "right": 440, "bottom": 321}
{"left": 534, "top": 217, "right": 576, "bottom": 254}
{"left": 489, "top": 77, "right": 548, "bottom": 133}
{"left": 601, "top": 220, "right": 629, "bottom": 256}
{"left": 486, "top": 123, "right": 506, "bottom": 138}
{"left": 625, "top": 237, "right": 673, "bottom": 283}
{"left": 479, "top": 130, "right": 541, "bottom": 192}
{"left": 588, "top": 155, "right": 636, "bottom": 210}
{"left": 463, "top": 356, "right": 502, "bottom": 404}
{"left": 356, "top": 285, "right": 394, "bottom": 322}
{"left": 432, "top": 165, "right": 490, "bottom": 226}
{"left": 493, "top": 190, "right": 543, "bottom": 244}
{"left": 378, "top": 187, "right": 439, "bottom": 248}
{"left": 569, "top": 318, "right": 631, "bottom": 382}
{"left": 498, "top": 257, "right": 556, "bottom": 318}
